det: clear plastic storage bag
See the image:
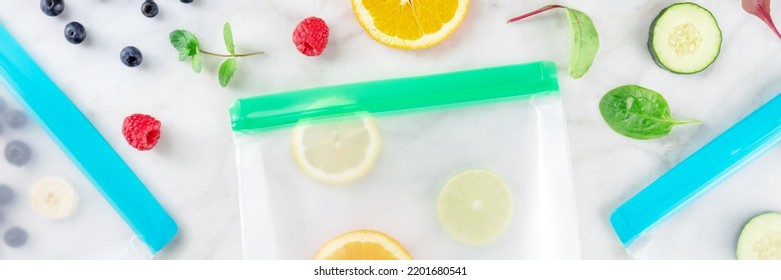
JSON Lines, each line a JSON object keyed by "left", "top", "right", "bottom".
{"left": 232, "top": 62, "right": 580, "bottom": 259}
{"left": 610, "top": 93, "right": 781, "bottom": 259}
{"left": 0, "top": 25, "right": 177, "bottom": 259}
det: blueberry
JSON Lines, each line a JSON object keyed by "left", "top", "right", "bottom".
{"left": 40, "top": 0, "right": 64, "bottom": 17}
{"left": 0, "top": 184, "right": 13, "bottom": 206}
{"left": 5, "top": 110, "right": 27, "bottom": 129}
{"left": 180, "top": 0, "right": 193, "bottom": 3}
{"left": 141, "top": 0, "right": 159, "bottom": 18}
{"left": 120, "top": 46, "right": 143, "bottom": 67}
{"left": 5, "top": 140, "right": 31, "bottom": 167}
{"left": 4, "top": 227, "right": 28, "bottom": 248}
{"left": 64, "top": 21, "right": 86, "bottom": 44}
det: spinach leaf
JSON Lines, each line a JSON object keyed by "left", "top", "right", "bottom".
{"left": 564, "top": 8, "right": 599, "bottom": 78}
{"left": 508, "top": 5, "right": 599, "bottom": 79}
{"left": 599, "top": 85, "right": 700, "bottom": 139}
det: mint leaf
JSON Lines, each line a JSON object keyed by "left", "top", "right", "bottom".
{"left": 223, "top": 22, "right": 235, "bottom": 55}
{"left": 169, "top": 30, "right": 200, "bottom": 61}
{"left": 599, "top": 85, "right": 700, "bottom": 140}
{"left": 192, "top": 52, "right": 202, "bottom": 73}
{"left": 169, "top": 30, "right": 189, "bottom": 51}
{"left": 218, "top": 58, "right": 237, "bottom": 88}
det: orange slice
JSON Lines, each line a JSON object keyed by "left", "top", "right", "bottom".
{"left": 351, "top": 0, "right": 470, "bottom": 50}
{"left": 314, "top": 229, "right": 412, "bottom": 260}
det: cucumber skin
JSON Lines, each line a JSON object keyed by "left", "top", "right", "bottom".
{"left": 647, "top": 2, "right": 722, "bottom": 75}
{"left": 735, "top": 213, "right": 758, "bottom": 260}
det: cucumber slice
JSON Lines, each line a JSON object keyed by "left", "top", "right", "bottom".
{"left": 648, "top": 2, "right": 722, "bottom": 74}
{"left": 736, "top": 212, "right": 781, "bottom": 260}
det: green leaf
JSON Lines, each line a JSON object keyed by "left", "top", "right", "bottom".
{"left": 170, "top": 30, "right": 200, "bottom": 62}
{"left": 191, "top": 52, "right": 202, "bottom": 73}
{"left": 223, "top": 22, "right": 235, "bottom": 55}
{"left": 564, "top": 8, "right": 599, "bottom": 79}
{"left": 599, "top": 85, "right": 700, "bottom": 140}
{"left": 507, "top": 6, "right": 600, "bottom": 79}
{"left": 218, "top": 58, "right": 237, "bottom": 88}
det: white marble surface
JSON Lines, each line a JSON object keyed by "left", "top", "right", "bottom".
{"left": 1, "top": 0, "right": 780, "bottom": 259}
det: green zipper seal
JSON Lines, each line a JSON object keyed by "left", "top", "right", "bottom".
{"left": 230, "top": 61, "right": 558, "bottom": 133}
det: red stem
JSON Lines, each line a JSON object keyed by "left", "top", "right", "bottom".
{"left": 758, "top": 6, "right": 781, "bottom": 39}
{"left": 507, "top": 5, "right": 565, "bottom": 24}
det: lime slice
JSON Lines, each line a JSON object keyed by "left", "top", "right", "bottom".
{"left": 291, "top": 116, "right": 381, "bottom": 185}
{"left": 437, "top": 169, "right": 513, "bottom": 245}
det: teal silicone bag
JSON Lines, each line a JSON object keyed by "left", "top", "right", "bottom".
{"left": 0, "top": 25, "right": 176, "bottom": 259}
{"left": 610, "top": 92, "right": 781, "bottom": 259}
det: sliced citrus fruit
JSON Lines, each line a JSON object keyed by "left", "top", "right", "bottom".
{"left": 351, "top": 0, "right": 470, "bottom": 50}
{"left": 437, "top": 169, "right": 513, "bottom": 245}
{"left": 314, "top": 229, "right": 412, "bottom": 260}
{"left": 291, "top": 116, "right": 381, "bottom": 185}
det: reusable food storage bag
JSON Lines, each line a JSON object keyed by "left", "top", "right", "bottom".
{"left": 610, "top": 92, "right": 781, "bottom": 259}
{"left": 0, "top": 25, "right": 177, "bottom": 259}
{"left": 231, "top": 62, "right": 581, "bottom": 259}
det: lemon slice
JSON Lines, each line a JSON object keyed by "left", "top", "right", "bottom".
{"left": 314, "top": 229, "right": 412, "bottom": 260}
{"left": 291, "top": 116, "right": 381, "bottom": 185}
{"left": 437, "top": 169, "right": 513, "bottom": 245}
{"left": 351, "top": 0, "right": 470, "bottom": 50}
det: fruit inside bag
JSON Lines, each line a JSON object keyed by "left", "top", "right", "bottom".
{"left": 0, "top": 26, "right": 176, "bottom": 259}
{"left": 231, "top": 62, "right": 581, "bottom": 259}
{"left": 611, "top": 93, "right": 781, "bottom": 259}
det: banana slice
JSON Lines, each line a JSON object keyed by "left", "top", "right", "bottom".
{"left": 30, "top": 177, "right": 79, "bottom": 219}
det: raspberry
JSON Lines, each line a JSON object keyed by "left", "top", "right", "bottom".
{"left": 122, "top": 114, "right": 161, "bottom": 151}
{"left": 292, "top": 17, "right": 329, "bottom": 56}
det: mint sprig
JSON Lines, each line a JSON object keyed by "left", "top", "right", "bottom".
{"left": 169, "top": 22, "right": 263, "bottom": 88}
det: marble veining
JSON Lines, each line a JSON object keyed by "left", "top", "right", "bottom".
{"left": 1, "top": 0, "right": 780, "bottom": 259}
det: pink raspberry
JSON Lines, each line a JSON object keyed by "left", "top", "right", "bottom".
{"left": 122, "top": 113, "right": 161, "bottom": 151}
{"left": 292, "top": 17, "right": 329, "bottom": 56}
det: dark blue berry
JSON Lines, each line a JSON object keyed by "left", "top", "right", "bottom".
{"left": 181, "top": 0, "right": 193, "bottom": 3}
{"left": 0, "top": 184, "right": 13, "bottom": 206}
{"left": 141, "top": 1, "right": 159, "bottom": 18}
{"left": 5, "top": 110, "right": 27, "bottom": 129}
{"left": 5, "top": 140, "right": 31, "bottom": 167}
{"left": 120, "top": 46, "right": 143, "bottom": 67}
{"left": 40, "top": 0, "right": 64, "bottom": 17}
{"left": 64, "top": 21, "right": 86, "bottom": 44}
{"left": 4, "top": 227, "right": 28, "bottom": 248}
